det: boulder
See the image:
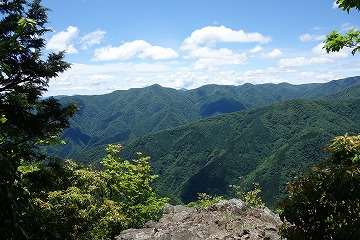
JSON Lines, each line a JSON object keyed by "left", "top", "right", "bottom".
{"left": 115, "top": 199, "right": 281, "bottom": 240}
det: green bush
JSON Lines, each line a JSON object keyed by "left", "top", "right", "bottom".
{"left": 278, "top": 133, "right": 360, "bottom": 239}
{"left": 230, "top": 179, "right": 265, "bottom": 208}
{"left": 22, "top": 144, "right": 168, "bottom": 239}
{"left": 187, "top": 192, "right": 224, "bottom": 209}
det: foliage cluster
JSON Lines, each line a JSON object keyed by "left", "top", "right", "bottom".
{"left": 187, "top": 192, "right": 224, "bottom": 209}
{"left": 324, "top": 0, "right": 360, "bottom": 55}
{"left": 0, "top": 0, "right": 78, "bottom": 238}
{"left": 278, "top": 133, "right": 360, "bottom": 239}
{"left": 278, "top": 3, "right": 360, "bottom": 238}
{"left": 0, "top": 1, "right": 167, "bottom": 239}
{"left": 21, "top": 144, "right": 168, "bottom": 239}
{"left": 230, "top": 180, "right": 264, "bottom": 208}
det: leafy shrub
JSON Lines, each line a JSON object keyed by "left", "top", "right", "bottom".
{"left": 230, "top": 179, "right": 265, "bottom": 208}
{"left": 22, "top": 144, "right": 168, "bottom": 239}
{"left": 278, "top": 133, "right": 360, "bottom": 240}
{"left": 188, "top": 193, "right": 224, "bottom": 209}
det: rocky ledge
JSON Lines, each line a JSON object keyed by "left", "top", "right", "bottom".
{"left": 115, "top": 199, "right": 281, "bottom": 240}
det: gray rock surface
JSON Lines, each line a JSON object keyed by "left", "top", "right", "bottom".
{"left": 115, "top": 199, "right": 281, "bottom": 240}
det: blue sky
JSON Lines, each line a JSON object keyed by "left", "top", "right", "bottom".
{"left": 42, "top": 0, "right": 360, "bottom": 96}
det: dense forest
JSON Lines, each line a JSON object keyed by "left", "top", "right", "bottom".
{"left": 50, "top": 76, "right": 360, "bottom": 159}
{"left": 46, "top": 77, "right": 360, "bottom": 206}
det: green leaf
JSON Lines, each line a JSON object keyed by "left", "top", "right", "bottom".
{"left": 0, "top": 62, "right": 11, "bottom": 77}
{"left": 17, "top": 18, "right": 37, "bottom": 33}
{"left": 0, "top": 115, "right": 7, "bottom": 123}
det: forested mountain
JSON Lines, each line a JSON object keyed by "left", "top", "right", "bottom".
{"left": 44, "top": 76, "right": 360, "bottom": 206}
{"left": 77, "top": 97, "right": 360, "bottom": 206}
{"left": 52, "top": 84, "right": 200, "bottom": 157}
{"left": 48, "top": 76, "right": 360, "bottom": 159}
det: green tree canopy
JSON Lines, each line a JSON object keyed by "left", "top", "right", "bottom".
{"left": 278, "top": 133, "right": 360, "bottom": 239}
{"left": 324, "top": 0, "right": 360, "bottom": 55}
{"left": 0, "top": 0, "right": 77, "bottom": 238}
{"left": 21, "top": 144, "right": 168, "bottom": 239}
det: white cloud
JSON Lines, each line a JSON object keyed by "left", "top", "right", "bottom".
{"left": 93, "top": 40, "right": 149, "bottom": 61}
{"left": 46, "top": 55, "right": 360, "bottom": 97}
{"left": 249, "top": 45, "right": 263, "bottom": 53}
{"left": 80, "top": 30, "right": 106, "bottom": 50}
{"left": 278, "top": 41, "right": 349, "bottom": 68}
{"left": 46, "top": 26, "right": 78, "bottom": 54}
{"left": 163, "top": 70, "right": 246, "bottom": 89}
{"left": 299, "top": 71, "right": 337, "bottom": 81}
{"left": 278, "top": 57, "right": 333, "bottom": 68}
{"left": 261, "top": 49, "right": 282, "bottom": 59}
{"left": 181, "top": 25, "right": 271, "bottom": 50}
{"left": 184, "top": 47, "right": 247, "bottom": 70}
{"left": 45, "top": 23, "right": 360, "bottom": 97}
{"left": 244, "top": 67, "right": 276, "bottom": 77}
{"left": 139, "top": 45, "right": 179, "bottom": 60}
{"left": 332, "top": 1, "right": 339, "bottom": 9}
{"left": 46, "top": 62, "right": 180, "bottom": 96}
{"left": 86, "top": 75, "right": 116, "bottom": 85}
{"left": 340, "top": 23, "right": 357, "bottom": 32}
{"left": 93, "top": 40, "right": 179, "bottom": 61}
{"left": 179, "top": 26, "right": 271, "bottom": 70}
{"left": 60, "top": 62, "right": 176, "bottom": 76}
{"left": 298, "top": 33, "right": 325, "bottom": 42}
{"left": 312, "top": 42, "right": 348, "bottom": 59}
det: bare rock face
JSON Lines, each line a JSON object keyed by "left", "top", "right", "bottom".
{"left": 115, "top": 199, "right": 281, "bottom": 240}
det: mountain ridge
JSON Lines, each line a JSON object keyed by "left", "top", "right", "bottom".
{"left": 75, "top": 97, "right": 360, "bottom": 205}
{"left": 45, "top": 76, "right": 360, "bottom": 205}
{"left": 48, "top": 76, "right": 360, "bottom": 160}
{"left": 127, "top": 98, "right": 360, "bottom": 205}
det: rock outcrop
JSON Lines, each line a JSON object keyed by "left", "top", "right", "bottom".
{"left": 115, "top": 199, "right": 281, "bottom": 240}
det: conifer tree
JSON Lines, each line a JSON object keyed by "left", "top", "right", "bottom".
{"left": 0, "top": 0, "right": 77, "bottom": 238}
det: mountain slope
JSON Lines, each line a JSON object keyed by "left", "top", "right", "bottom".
{"left": 113, "top": 98, "right": 360, "bottom": 206}
{"left": 49, "top": 85, "right": 201, "bottom": 157}
{"left": 49, "top": 76, "right": 360, "bottom": 160}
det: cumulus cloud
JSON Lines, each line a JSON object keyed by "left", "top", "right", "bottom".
{"left": 181, "top": 25, "right": 271, "bottom": 50}
{"left": 94, "top": 40, "right": 149, "bottom": 61}
{"left": 312, "top": 42, "right": 348, "bottom": 58}
{"left": 299, "top": 71, "right": 337, "bottom": 81}
{"left": 46, "top": 26, "right": 78, "bottom": 54}
{"left": 332, "top": 1, "right": 339, "bottom": 9}
{"left": 312, "top": 42, "right": 331, "bottom": 55}
{"left": 93, "top": 40, "right": 179, "bottom": 61}
{"left": 298, "top": 33, "right": 325, "bottom": 42}
{"left": 87, "top": 74, "right": 116, "bottom": 85}
{"left": 278, "top": 41, "right": 349, "bottom": 68}
{"left": 249, "top": 45, "right": 263, "bottom": 53}
{"left": 80, "top": 30, "right": 106, "bottom": 50}
{"left": 184, "top": 47, "right": 247, "bottom": 70}
{"left": 179, "top": 26, "right": 272, "bottom": 70}
{"left": 261, "top": 49, "right": 282, "bottom": 59}
{"left": 139, "top": 45, "right": 180, "bottom": 60}
{"left": 278, "top": 57, "right": 333, "bottom": 68}
{"left": 244, "top": 67, "right": 276, "bottom": 77}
